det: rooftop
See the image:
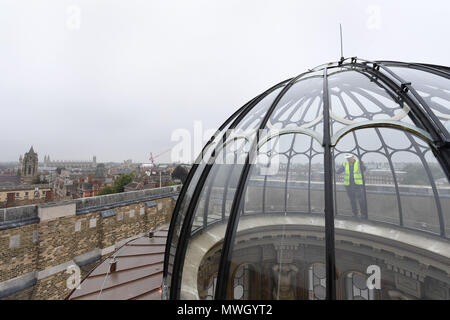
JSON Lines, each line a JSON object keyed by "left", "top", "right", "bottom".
{"left": 67, "top": 227, "right": 168, "bottom": 300}
{"left": 0, "top": 175, "right": 21, "bottom": 187}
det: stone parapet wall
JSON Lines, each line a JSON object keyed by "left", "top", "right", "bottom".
{"left": 0, "top": 184, "right": 52, "bottom": 192}
{"left": 0, "top": 185, "right": 180, "bottom": 300}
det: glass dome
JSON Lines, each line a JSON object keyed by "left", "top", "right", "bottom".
{"left": 163, "top": 58, "right": 450, "bottom": 300}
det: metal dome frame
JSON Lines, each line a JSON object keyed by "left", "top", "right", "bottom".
{"left": 163, "top": 57, "right": 450, "bottom": 300}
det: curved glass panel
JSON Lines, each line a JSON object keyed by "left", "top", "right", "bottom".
{"left": 387, "top": 66, "right": 450, "bottom": 130}
{"left": 328, "top": 70, "right": 413, "bottom": 135}
{"left": 180, "top": 86, "right": 283, "bottom": 299}
{"left": 391, "top": 150, "right": 440, "bottom": 234}
{"left": 424, "top": 150, "right": 450, "bottom": 235}
{"left": 268, "top": 73, "right": 323, "bottom": 131}
{"left": 334, "top": 128, "right": 400, "bottom": 224}
{"left": 333, "top": 127, "right": 450, "bottom": 300}
{"left": 165, "top": 118, "right": 238, "bottom": 294}
{"left": 227, "top": 133, "right": 325, "bottom": 300}
{"left": 166, "top": 87, "right": 283, "bottom": 296}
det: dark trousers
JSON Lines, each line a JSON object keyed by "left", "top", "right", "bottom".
{"left": 345, "top": 185, "right": 367, "bottom": 218}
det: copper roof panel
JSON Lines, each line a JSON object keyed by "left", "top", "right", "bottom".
{"left": 67, "top": 226, "right": 168, "bottom": 300}
{"left": 88, "top": 254, "right": 165, "bottom": 276}
{"left": 115, "top": 245, "right": 165, "bottom": 257}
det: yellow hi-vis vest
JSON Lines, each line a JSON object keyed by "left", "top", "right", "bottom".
{"left": 344, "top": 160, "right": 363, "bottom": 186}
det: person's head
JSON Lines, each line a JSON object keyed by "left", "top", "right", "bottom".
{"left": 345, "top": 154, "right": 355, "bottom": 163}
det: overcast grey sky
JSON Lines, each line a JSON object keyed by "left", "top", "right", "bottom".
{"left": 0, "top": 0, "right": 449, "bottom": 163}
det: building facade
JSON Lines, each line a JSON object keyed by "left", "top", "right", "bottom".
{"left": 0, "top": 184, "right": 53, "bottom": 208}
{"left": 42, "top": 155, "right": 97, "bottom": 169}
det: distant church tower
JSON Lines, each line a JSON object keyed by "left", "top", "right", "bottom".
{"left": 21, "top": 146, "right": 39, "bottom": 184}
{"left": 44, "top": 155, "right": 50, "bottom": 167}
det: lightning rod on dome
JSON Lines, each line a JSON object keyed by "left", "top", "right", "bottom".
{"left": 340, "top": 23, "right": 344, "bottom": 63}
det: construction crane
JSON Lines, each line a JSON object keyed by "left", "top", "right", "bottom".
{"left": 148, "top": 148, "right": 172, "bottom": 168}
{"left": 146, "top": 148, "right": 172, "bottom": 188}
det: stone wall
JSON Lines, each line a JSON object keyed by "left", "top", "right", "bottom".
{"left": 0, "top": 185, "right": 180, "bottom": 300}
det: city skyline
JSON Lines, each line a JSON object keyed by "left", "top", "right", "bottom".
{"left": 1, "top": 1, "right": 450, "bottom": 163}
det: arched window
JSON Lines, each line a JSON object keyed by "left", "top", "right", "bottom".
{"left": 345, "top": 271, "right": 374, "bottom": 300}
{"left": 233, "top": 264, "right": 253, "bottom": 300}
{"left": 308, "top": 263, "right": 326, "bottom": 300}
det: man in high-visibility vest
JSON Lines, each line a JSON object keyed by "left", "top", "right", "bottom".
{"left": 336, "top": 154, "right": 368, "bottom": 218}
